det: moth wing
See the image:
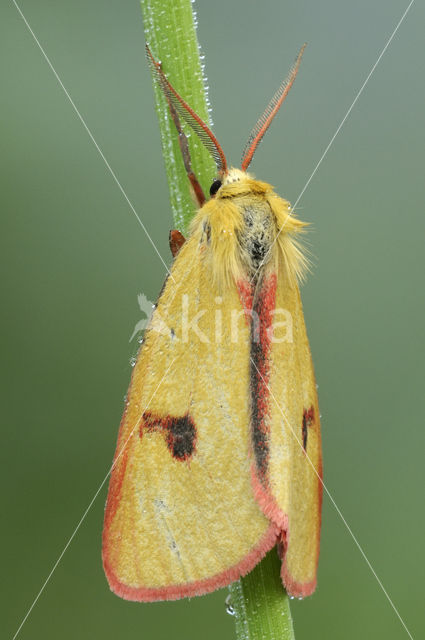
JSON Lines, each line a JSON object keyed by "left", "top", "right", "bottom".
{"left": 250, "top": 260, "right": 322, "bottom": 597}
{"left": 102, "top": 235, "right": 276, "bottom": 602}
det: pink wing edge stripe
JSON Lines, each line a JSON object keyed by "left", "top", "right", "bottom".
{"left": 251, "top": 464, "right": 317, "bottom": 598}
{"left": 102, "top": 522, "right": 279, "bottom": 602}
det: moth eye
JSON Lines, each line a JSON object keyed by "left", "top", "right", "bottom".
{"left": 209, "top": 179, "right": 222, "bottom": 197}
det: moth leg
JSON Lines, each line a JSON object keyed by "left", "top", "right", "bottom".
{"left": 167, "top": 97, "right": 206, "bottom": 208}
{"left": 169, "top": 229, "right": 186, "bottom": 257}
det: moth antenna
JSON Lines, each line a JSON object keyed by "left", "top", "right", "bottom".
{"left": 241, "top": 44, "right": 306, "bottom": 171}
{"left": 146, "top": 45, "right": 227, "bottom": 176}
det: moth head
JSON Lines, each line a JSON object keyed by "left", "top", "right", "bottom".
{"left": 146, "top": 44, "right": 306, "bottom": 195}
{"left": 210, "top": 167, "right": 247, "bottom": 198}
{"left": 221, "top": 168, "right": 247, "bottom": 187}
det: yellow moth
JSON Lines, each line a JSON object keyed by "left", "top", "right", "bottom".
{"left": 102, "top": 45, "right": 322, "bottom": 601}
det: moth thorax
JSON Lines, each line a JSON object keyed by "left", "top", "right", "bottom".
{"left": 239, "top": 201, "right": 274, "bottom": 278}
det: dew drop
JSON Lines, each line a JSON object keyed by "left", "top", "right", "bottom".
{"left": 130, "top": 357, "right": 137, "bottom": 367}
{"left": 289, "top": 595, "right": 295, "bottom": 600}
{"left": 225, "top": 594, "right": 235, "bottom": 616}
{"left": 137, "top": 335, "right": 144, "bottom": 344}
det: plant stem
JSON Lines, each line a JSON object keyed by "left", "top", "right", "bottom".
{"left": 141, "top": 0, "right": 215, "bottom": 233}
{"left": 228, "top": 549, "right": 295, "bottom": 640}
{"left": 140, "top": 1, "right": 295, "bottom": 638}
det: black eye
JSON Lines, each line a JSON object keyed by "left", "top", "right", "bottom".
{"left": 209, "top": 179, "right": 222, "bottom": 197}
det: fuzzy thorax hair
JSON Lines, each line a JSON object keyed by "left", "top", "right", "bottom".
{"left": 190, "top": 169, "right": 309, "bottom": 289}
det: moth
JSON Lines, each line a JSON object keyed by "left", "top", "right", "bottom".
{"left": 102, "top": 44, "right": 322, "bottom": 601}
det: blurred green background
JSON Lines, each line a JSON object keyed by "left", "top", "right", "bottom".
{"left": 1, "top": 1, "right": 424, "bottom": 638}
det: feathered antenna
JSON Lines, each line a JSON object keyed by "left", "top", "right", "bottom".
{"left": 146, "top": 45, "right": 227, "bottom": 176}
{"left": 241, "top": 45, "right": 306, "bottom": 171}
